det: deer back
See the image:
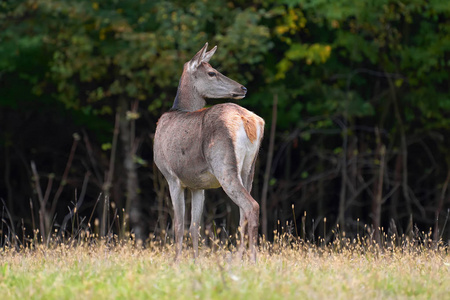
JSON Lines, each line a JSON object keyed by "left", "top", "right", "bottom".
{"left": 154, "top": 103, "right": 263, "bottom": 190}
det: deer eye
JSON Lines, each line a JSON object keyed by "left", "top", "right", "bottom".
{"left": 208, "top": 72, "right": 216, "bottom": 77}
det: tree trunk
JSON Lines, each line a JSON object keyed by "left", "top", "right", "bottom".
{"left": 261, "top": 94, "right": 278, "bottom": 239}
{"left": 338, "top": 119, "right": 348, "bottom": 232}
{"left": 390, "top": 154, "right": 402, "bottom": 223}
{"left": 433, "top": 166, "right": 450, "bottom": 243}
{"left": 317, "top": 138, "right": 324, "bottom": 239}
{"left": 101, "top": 112, "right": 120, "bottom": 237}
{"left": 119, "top": 98, "right": 145, "bottom": 241}
{"left": 371, "top": 129, "right": 385, "bottom": 245}
{"left": 387, "top": 75, "right": 412, "bottom": 218}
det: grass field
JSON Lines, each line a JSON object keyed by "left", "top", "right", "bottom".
{"left": 1, "top": 235, "right": 449, "bottom": 300}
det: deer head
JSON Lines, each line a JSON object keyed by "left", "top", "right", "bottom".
{"left": 172, "top": 43, "right": 247, "bottom": 111}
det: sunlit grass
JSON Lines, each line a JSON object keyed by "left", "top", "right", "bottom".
{"left": 1, "top": 233, "right": 449, "bottom": 300}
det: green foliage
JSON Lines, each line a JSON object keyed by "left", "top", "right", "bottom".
{"left": 3, "top": 0, "right": 448, "bottom": 131}
{"left": 1, "top": 0, "right": 450, "bottom": 242}
{"left": 0, "top": 0, "right": 272, "bottom": 121}
{"left": 263, "top": 0, "right": 450, "bottom": 133}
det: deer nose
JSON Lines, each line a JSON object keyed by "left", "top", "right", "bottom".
{"left": 241, "top": 86, "right": 247, "bottom": 92}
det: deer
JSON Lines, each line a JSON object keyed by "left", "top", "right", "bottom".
{"left": 153, "top": 43, "right": 264, "bottom": 262}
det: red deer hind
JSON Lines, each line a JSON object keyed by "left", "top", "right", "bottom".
{"left": 154, "top": 43, "right": 264, "bottom": 261}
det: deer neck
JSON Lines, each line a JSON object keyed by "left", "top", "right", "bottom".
{"left": 171, "top": 74, "right": 206, "bottom": 112}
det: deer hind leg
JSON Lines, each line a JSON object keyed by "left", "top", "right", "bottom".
{"left": 242, "top": 156, "right": 257, "bottom": 192}
{"left": 239, "top": 155, "right": 259, "bottom": 260}
{"left": 189, "top": 189, "right": 205, "bottom": 259}
{"left": 212, "top": 164, "right": 259, "bottom": 262}
{"left": 230, "top": 183, "right": 259, "bottom": 262}
{"left": 238, "top": 160, "right": 257, "bottom": 259}
{"left": 168, "top": 180, "right": 185, "bottom": 261}
{"left": 237, "top": 207, "right": 247, "bottom": 259}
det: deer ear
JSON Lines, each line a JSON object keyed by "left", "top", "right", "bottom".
{"left": 202, "top": 45, "right": 217, "bottom": 63}
{"left": 188, "top": 43, "right": 209, "bottom": 71}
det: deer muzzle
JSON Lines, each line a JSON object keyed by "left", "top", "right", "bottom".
{"left": 232, "top": 86, "right": 247, "bottom": 99}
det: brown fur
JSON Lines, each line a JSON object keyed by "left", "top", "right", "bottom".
{"left": 241, "top": 115, "right": 259, "bottom": 144}
{"left": 223, "top": 113, "right": 240, "bottom": 143}
{"left": 223, "top": 108, "right": 262, "bottom": 145}
{"left": 189, "top": 107, "right": 208, "bottom": 114}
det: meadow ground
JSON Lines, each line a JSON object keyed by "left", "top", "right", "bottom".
{"left": 1, "top": 237, "right": 449, "bottom": 300}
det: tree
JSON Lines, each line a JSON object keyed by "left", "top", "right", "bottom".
{"left": 1, "top": 0, "right": 449, "bottom": 245}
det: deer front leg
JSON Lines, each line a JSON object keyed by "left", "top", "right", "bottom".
{"left": 168, "top": 182, "right": 185, "bottom": 261}
{"left": 190, "top": 189, "right": 205, "bottom": 259}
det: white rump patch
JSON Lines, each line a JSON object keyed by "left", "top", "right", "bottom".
{"left": 234, "top": 119, "right": 262, "bottom": 185}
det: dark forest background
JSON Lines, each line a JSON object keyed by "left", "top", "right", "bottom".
{"left": 1, "top": 0, "right": 449, "bottom": 246}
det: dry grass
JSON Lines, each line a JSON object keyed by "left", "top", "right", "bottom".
{"left": 1, "top": 234, "right": 449, "bottom": 300}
